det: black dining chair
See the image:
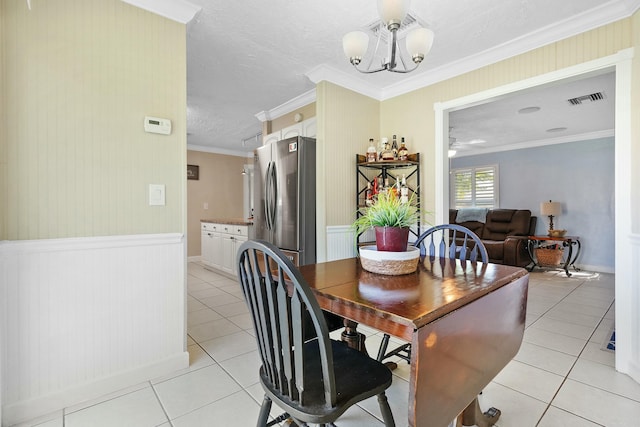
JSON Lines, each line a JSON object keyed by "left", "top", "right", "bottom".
{"left": 377, "top": 224, "right": 488, "bottom": 368}
{"left": 237, "top": 239, "right": 396, "bottom": 427}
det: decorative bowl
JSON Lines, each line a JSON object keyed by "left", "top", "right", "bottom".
{"left": 548, "top": 229, "right": 567, "bottom": 238}
{"left": 359, "top": 245, "right": 420, "bottom": 276}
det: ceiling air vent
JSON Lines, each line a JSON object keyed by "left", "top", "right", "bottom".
{"left": 567, "top": 92, "right": 606, "bottom": 105}
{"left": 366, "top": 12, "right": 423, "bottom": 43}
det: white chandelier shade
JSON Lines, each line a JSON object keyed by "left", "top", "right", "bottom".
{"left": 342, "top": 0, "right": 434, "bottom": 74}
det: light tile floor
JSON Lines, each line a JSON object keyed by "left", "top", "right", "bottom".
{"left": 14, "top": 263, "right": 640, "bottom": 427}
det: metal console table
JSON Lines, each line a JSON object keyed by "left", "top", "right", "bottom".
{"left": 527, "top": 235, "right": 581, "bottom": 277}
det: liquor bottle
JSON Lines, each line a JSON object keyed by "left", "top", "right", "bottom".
{"left": 388, "top": 178, "right": 398, "bottom": 199}
{"left": 366, "top": 138, "right": 377, "bottom": 162}
{"left": 398, "top": 137, "right": 408, "bottom": 161}
{"left": 391, "top": 134, "right": 399, "bottom": 159}
{"left": 400, "top": 174, "right": 409, "bottom": 204}
{"left": 372, "top": 177, "right": 379, "bottom": 201}
{"left": 365, "top": 182, "right": 373, "bottom": 206}
{"left": 381, "top": 141, "right": 394, "bottom": 161}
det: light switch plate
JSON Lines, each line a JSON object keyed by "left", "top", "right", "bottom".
{"left": 149, "top": 184, "right": 166, "bottom": 206}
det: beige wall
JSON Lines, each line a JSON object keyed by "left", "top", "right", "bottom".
{"left": 0, "top": 5, "right": 6, "bottom": 241}
{"left": 262, "top": 102, "right": 316, "bottom": 136}
{"left": 379, "top": 19, "right": 633, "bottom": 223}
{"left": 316, "top": 82, "right": 380, "bottom": 227}
{"left": 186, "top": 150, "right": 247, "bottom": 256}
{"left": 632, "top": 10, "right": 640, "bottom": 233}
{"left": 1, "top": 0, "right": 186, "bottom": 240}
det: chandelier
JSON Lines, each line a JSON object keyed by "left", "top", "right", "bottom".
{"left": 342, "top": 0, "right": 434, "bottom": 74}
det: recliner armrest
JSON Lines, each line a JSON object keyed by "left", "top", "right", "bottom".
{"left": 503, "top": 236, "right": 532, "bottom": 267}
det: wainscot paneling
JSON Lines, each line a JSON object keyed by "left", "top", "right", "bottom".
{"left": 0, "top": 234, "right": 188, "bottom": 425}
{"left": 326, "top": 226, "right": 357, "bottom": 261}
{"left": 624, "top": 233, "right": 640, "bottom": 384}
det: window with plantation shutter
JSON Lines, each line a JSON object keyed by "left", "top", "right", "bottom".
{"left": 450, "top": 165, "right": 498, "bottom": 209}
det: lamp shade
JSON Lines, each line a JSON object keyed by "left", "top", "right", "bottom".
{"left": 377, "top": 0, "right": 410, "bottom": 26}
{"left": 540, "top": 201, "right": 562, "bottom": 216}
{"left": 406, "top": 27, "right": 434, "bottom": 58}
{"left": 343, "top": 31, "right": 369, "bottom": 60}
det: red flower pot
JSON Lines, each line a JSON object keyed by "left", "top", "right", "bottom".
{"left": 375, "top": 226, "right": 410, "bottom": 252}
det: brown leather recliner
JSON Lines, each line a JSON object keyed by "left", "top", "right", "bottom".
{"left": 449, "top": 209, "right": 537, "bottom": 268}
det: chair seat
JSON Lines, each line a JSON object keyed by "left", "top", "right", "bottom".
{"left": 260, "top": 339, "right": 393, "bottom": 424}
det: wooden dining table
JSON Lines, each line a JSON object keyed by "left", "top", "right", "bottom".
{"left": 297, "top": 256, "right": 529, "bottom": 427}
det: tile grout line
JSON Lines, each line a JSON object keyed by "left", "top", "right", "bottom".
{"left": 532, "top": 281, "right": 615, "bottom": 426}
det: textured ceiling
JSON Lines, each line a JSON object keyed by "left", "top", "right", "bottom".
{"left": 184, "top": 0, "right": 638, "bottom": 156}
{"left": 449, "top": 71, "right": 616, "bottom": 157}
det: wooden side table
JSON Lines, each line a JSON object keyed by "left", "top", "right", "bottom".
{"left": 527, "top": 235, "right": 581, "bottom": 277}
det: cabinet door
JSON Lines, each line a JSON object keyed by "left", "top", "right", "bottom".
{"left": 263, "top": 131, "right": 280, "bottom": 145}
{"left": 221, "top": 235, "right": 235, "bottom": 274}
{"left": 302, "top": 117, "right": 316, "bottom": 138}
{"left": 201, "top": 231, "right": 214, "bottom": 266}
{"left": 233, "top": 236, "right": 248, "bottom": 271}
{"left": 280, "top": 123, "right": 302, "bottom": 140}
{"left": 210, "top": 232, "right": 223, "bottom": 269}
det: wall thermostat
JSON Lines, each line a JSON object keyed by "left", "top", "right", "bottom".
{"left": 144, "top": 116, "right": 172, "bottom": 135}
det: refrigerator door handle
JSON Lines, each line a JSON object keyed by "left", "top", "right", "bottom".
{"left": 269, "top": 161, "right": 277, "bottom": 231}
{"left": 264, "top": 162, "right": 272, "bottom": 230}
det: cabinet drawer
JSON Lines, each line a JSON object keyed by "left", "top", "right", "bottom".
{"left": 232, "top": 225, "right": 248, "bottom": 237}
{"left": 202, "top": 222, "right": 215, "bottom": 232}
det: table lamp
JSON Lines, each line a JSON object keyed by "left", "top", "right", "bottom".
{"left": 540, "top": 200, "right": 562, "bottom": 233}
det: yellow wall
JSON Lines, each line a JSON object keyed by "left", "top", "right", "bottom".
{"left": 0, "top": 4, "right": 6, "bottom": 240}
{"left": 269, "top": 102, "right": 316, "bottom": 134}
{"left": 632, "top": 10, "right": 640, "bottom": 233}
{"left": 1, "top": 0, "right": 186, "bottom": 240}
{"left": 186, "top": 150, "right": 247, "bottom": 256}
{"left": 375, "top": 19, "right": 634, "bottom": 227}
{"left": 316, "top": 82, "right": 380, "bottom": 227}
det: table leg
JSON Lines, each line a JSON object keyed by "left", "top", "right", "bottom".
{"left": 569, "top": 240, "right": 582, "bottom": 272}
{"left": 526, "top": 239, "right": 538, "bottom": 271}
{"left": 340, "top": 319, "right": 368, "bottom": 356}
{"left": 561, "top": 240, "right": 573, "bottom": 277}
{"left": 456, "top": 398, "right": 500, "bottom": 427}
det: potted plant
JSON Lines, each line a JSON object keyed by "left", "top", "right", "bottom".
{"left": 352, "top": 190, "right": 419, "bottom": 251}
{"left": 352, "top": 190, "right": 421, "bottom": 275}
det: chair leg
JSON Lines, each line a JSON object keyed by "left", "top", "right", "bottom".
{"left": 377, "top": 334, "right": 390, "bottom": 361}
{"left": 377, "top": 392, "right": 396, "bottom": 427}
{"left": 257, "top": 395, "right": 272, "bottom": 426}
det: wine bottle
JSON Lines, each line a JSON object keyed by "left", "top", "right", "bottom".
{"left": 391, "top": 134, "right": 399, "bottom": 159}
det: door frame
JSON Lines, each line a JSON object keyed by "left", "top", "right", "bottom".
{"left": 434, "top": 48, "right": 635, "bottom": 379}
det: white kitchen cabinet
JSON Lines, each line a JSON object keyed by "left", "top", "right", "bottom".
{"left": 201, "top": 222, "right": 251, "bottom": 277}
{"left": 262, "top": 117, "right": 316, "bottom": 144}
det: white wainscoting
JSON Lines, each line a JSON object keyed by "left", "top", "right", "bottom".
{"left": 623, "top": 233, "right": 640, "bottom": 384}
{"left": 326, "top": 226, "right": 357, "bottom": 261}
{"left": 0, "top": 234, "right": 188, "bottom": 426}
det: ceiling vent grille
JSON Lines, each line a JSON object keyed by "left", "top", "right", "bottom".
{"left": 567, "top": 92, "right": 605, "bottom": 105}
{"left": 365, "top": 12, "right": 423, "bottom": 43}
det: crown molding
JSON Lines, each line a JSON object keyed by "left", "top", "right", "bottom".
{"left": 313, "top": 0, "right": 638, "bottom": 101}
{"left": 120, "top": 0, "right": 201, "bottom": 24}
{"left": 255, "top": 89, "right": 317, "bottom": 122}
{"left": 187, "top": 144, "right": 253, "bottom": 158}
{"left": 454, "top": 129, "right": 615, "bottom": 158}
{"left": 305, "top": 65, "right": 383, "bottom": 101}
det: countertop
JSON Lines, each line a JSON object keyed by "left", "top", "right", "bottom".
{"left": 201, "top": 218, "right": 254, "bottom": 226}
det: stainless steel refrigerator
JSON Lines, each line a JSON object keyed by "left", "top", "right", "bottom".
{"left": 254, "top": 136, "right": 316, "bottom": 265}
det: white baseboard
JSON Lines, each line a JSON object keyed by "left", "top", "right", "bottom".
{"left": 576, "top": 264, "right": 615, "bottom": 274}
{"left": 3, "top": 352, "right": 189, "bottom": 425}
{"left": 188, "top": 255, "right": 202, "bottom": 262}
